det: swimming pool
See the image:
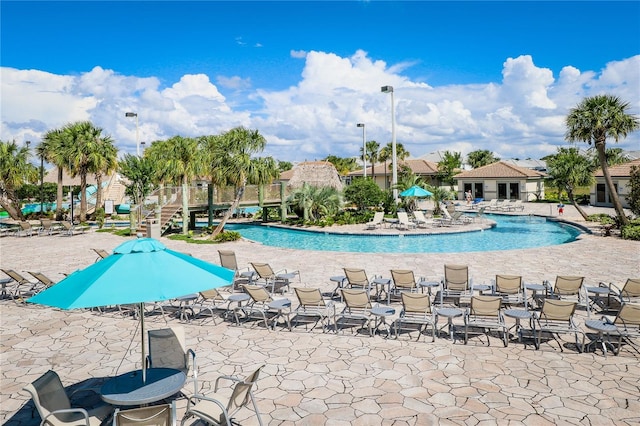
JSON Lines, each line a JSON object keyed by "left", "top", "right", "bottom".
{"left": 224, "top": 215, "right": 583, "bottom": 253}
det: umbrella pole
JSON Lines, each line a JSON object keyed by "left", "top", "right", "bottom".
{"left": 140, "top": 302, "right": 146, "bottom": 384}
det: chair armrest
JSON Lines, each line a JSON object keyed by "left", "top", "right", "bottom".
{"left": 44, "top": 408, "right": 90, "bottom": 426}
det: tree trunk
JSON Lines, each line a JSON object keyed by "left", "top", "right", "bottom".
{"left": 181, "top": 179, "right": 189, "bottom": 234}
{"left": 56, "top": 167, "right": 63, "bottom": 220}
{"left": 210, "top": 185, "right": 245, "bottom": 238}
{"left": 566, "top": 188, "right": 589, "bottom": 221}
{"left": 0, "top": 196, "right": 24, "bottom": 220}
{"left": 95, "top": 172, "right": 103, "bottom": 214}
{"left": 79, "top": 172, "right": 87, "bottom": 222}
{"left": 596, "top": 140, "right": 629, "bottom": 225}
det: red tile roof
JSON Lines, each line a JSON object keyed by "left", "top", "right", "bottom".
{"left": 594, "top": 159, "right": 640, "bottom": 177}
{"left": 455, "top": 161, "right": 547, "bottom": 179}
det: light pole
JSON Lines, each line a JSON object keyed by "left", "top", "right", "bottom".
{"left": 381, "top": 85, "right": 398, "bottom": 202}
{"left": 356, "top": 123, "right": 366, "bottom": 178}
{"left": 125, "top": 112, "right": 139, "bottom": 156}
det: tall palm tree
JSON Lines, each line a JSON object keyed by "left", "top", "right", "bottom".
{"left": 150, "top": 136, "right": 204, "bottom": 234}
{"left": 379, "top": 142, "right": 410, "bottom": 190}
{"left": 361, "top": 140, "right": 380, "bottom": 177}
{"left": 90, "top": 135, "right": 118, "bottom": 213}
{"left": 202, "top": 127, "right": 279, "bottom": 238}
{"left": 0, "top": 140, "right": 37, "bottom": 220}
{"left": 467, "top": 149, "right": 499, "bottom": 169}
{"left": 565, "top": 95, "right": 640, "bottom": 225}
{"left": 118, "top": 154, "right": 156, "bottom": 208}
{"left": 38, "top": 128, "right": 70, "bottom": 220}
{"left": 546, "top": 147, "right": 594, "bottom": 220}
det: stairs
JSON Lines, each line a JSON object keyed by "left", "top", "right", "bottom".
{"left": 136, "top": 203, "right": 182, "bottom": 236}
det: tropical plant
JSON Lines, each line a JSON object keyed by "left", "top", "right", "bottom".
{"left": 379, "top": 142, "right": 410, "bottom": 189}
{"left": 467, "top": 149, "right": 499, "bottom": 169}
{"left": 201, "top": 127, "right": 279, "bottom": 238}
{"left": 546, "top": 147, "right": 594, "bottom": 220}
{"left": 565, "top": 95, "right": 640, "bottom": 226}
{"left": 361, "top": 140, "right": 380, "bottom": 177}
{"left": 344, "top": 177, "right": 385, "bottom": 211}
{"left": 627, "top": 165, "right": 640, "bottom": 217}
{"left": 437, "top": 151, "right": 462, "bottom": 190}
{"left": 39, "top": 128, "right": 72, "bottom": 220}
{"left": 394, "top": 168, "right": 428, "bottom": 212}
{"left": 287, "top": 183, "right": 343, "bottom": 221}
{"left": 118, "top": 154, "right": 156, "bottom": 209}
{"left": 427, "top": 185, "right": 453, "bottom": 216}
{"left": 278, "top": 161, "right": 293, "bottom": 172}
{"left": 0, "top": 140, "right": 38, "bottom": 220}
{"left": 324, "top": 155, "right": 358, "bottom": 176}
{"left": 90, "top": 134, "right": 118, "bottom": 214}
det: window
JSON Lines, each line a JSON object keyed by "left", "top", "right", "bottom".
{"left": 474, "top": 183, "right": 483, "bottom": 198}
{"left": 596, "top": 184, "right": 606, "bottom": 203}
{"left": 509, "top": 183, "right": 519, "bottom": 200}
{"left": 498, "top": 183, "right": 507, "bottom": 199}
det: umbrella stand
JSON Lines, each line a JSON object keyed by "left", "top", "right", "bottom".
{"left": 140, "top": 302, "right": 147, "bottom": 384}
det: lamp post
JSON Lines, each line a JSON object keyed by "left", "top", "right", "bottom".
{"left": 125, "top": 112, "right": 139, "bottom": 157}
{"left": 356, "top": 123, "right": 366, "bottom": 178}
{"left": 39, "top": 151, "right": 44, "bottom": 215}
{"left": 381, "top": 85, "right": 398, "bottom": 202}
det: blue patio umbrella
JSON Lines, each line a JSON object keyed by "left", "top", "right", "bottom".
{"left": 28, "top": 237, "right": 234, "bottom": 382}
{"left": 400, "top": 185, "right": 433, "bottom": 197}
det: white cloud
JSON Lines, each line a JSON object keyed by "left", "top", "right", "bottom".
{"left": 1, "top": 53, "right": 639, "bottom": 163}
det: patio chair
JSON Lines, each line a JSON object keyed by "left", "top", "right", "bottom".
{"left": 532, "top": 299, "right": 584, "bottom": 352}
{"left": 440, "top": 264, "right": 472, "bottom": 306}
{"left": 218, "top": 250, "right": 254, "bottom": 291}
{"left": 463, "top": 295, "right": 508, "bottom": 347}
{"left": 193, "top": 288, "right": 227, "bottom": 324}
{"left": 334, "top": 288, "right": 373, "bottom": 336}
{"left": 0, "top": 268, "right": 45, "bottom": 301}
{"left": 545, "top": 275, "right": 586, "bottom": 306}
{"left": 181, "top": 365, "right": 264, "bottom": 426}
{"left": 492, "top": 274, "right": 525, "bottom": 308}
{"left": 412, "top": 210, "right": 431, "bottom": 228}
{"left": 394, "top": 292, "right": 437, "bottom": 342}
{"left": 607, "top": 302, "right": 640, "bottom": 355}
{"left": 114, "top": 401, "right": 175, "bottom": 426}
{"left": 60, "top": 221, "right": 88, "bottom": 236}
{"left": 249, "top": 262, "right": 299, "bottom": 294}
{"left": 608, "top": 278, "right": 640, "bottom": 305}
{"left": 23, "top": 369, "right": 112, "bottom": 426}
{"left": 365, "top": 211, "right": 384, "bottom": 230}
{"left": 146, "top": 326, "right": 198, "bottom": 396}
{"left": 38, "top": 219, "right": 61, "bottom": 236}
{"left": 342, "top": 268, "right": 374, "bottom": 292}
{"left": 293, "top": 287, "right": 334, "bottom": 332}
{"left": 389, "top": 269, "right": 420, "bottom": 300}
{"left": 242, "top": 285, "right": 292, "bottom": 331}
{"left": 26, "top": 271, "right": 58, "bottom": 290}
{"left": 16, "top": 221, "right": 34, "bottom": 237}
{"left": 92, "top": 248, "right": 110, "bottom": 262}
{"left": 397, "top": 212, "right": 417, "bottom": 230}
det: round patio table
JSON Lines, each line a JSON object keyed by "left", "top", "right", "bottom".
{"left": 503, "top": 309, "right": 532, "bottom": 342}
{"left": 371, "top": 305, "right": 396, "bottom": 338}
{"left": 226, "top": 293, "right": 251, "bottom": 325}
{"left": 436, "top": 307, "right": 463, "bottom": 341}
{"left": 100, "top": 368, "right": 185, "bottom": 406}
{"left": 585, "top": 319, "right": 619, "bottom": 357}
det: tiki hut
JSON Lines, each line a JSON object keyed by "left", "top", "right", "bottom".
{"left": 281, "top": 161, "right": 343, "bottom": 191}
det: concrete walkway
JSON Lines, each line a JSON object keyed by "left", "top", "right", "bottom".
{"left": 1, "top": 203, "right": 639, "bottom": 425}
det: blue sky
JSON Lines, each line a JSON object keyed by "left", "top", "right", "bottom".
{"left": 2, "top": 1, "right": 639, "bottom": 163}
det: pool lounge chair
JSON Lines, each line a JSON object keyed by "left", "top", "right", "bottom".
{"left": 412, "top": 210, "right": 431, "bottom": 228}
{"left": 365, "top": 211, "right": 384, "bottom": 230}
{"left": 147, "top": 326, "right": 198, "bottom": 396}
{"left": 463, "top": 295, "right": 508, "bottom": 347}
{"left": 394, "top": 292, "right": 437, "bottom": 342}
{"left": 16, "top": 221, "right": 35, "bottom": 237}
{"left": 218, "top": 250, "right": 254, "bottom": 291}
{"left": 532, "top": 299, "right": 584, "bottom": 352}
{"left": 38, "top": 219, "right": 61, "bottom": 236}
{"left": 440, "top": 264, "right": 472, "bottom": 306}
{"left": 250, "top": 262, "right": 299, "bottom": 294}
{"left": 293, "top": 287, "right": 334, "bottom": 332}
{"left": 397, "top": 212, "right": 417, "bottom": 230}
{"left": 334, "top": 288, "right": 373, "bottom": 336}
{"left": 0, "top": 268, "right": 46, "bottom": 301}
{"left": 60, "top": 221, "right": 89, "bottom": 236}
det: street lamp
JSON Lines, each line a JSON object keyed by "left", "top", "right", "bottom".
{"left": 381, "top": 85, "right": 398, "bottom": 202}
{"left": 125, "top": 112, "right": 139, "bottom": 156}
{"left": 356, "top": 123, "right": 366, "bottom": 178}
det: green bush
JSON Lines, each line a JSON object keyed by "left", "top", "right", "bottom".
{"left": 213, "top": 230, "right": 241, "bottom": 242}
{"left": 621, "top": 224, "right": 640, "bottom": 240}
{"left": 587, "top": 214, "right": 615, "bottom": 225}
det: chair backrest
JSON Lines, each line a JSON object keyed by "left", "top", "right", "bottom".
{"left": 470, "top": 295, "right": 502, "bottom": 317}
{"left": 27, "top": 271, "right": 55, "bottom": 288}
{"left": 613, "top": 303, "right": 640, "bottom": 329}
{"left": 114, "top": 403, "right": 174, "bottom": 426}
{"left": 494, "top": 275, "right": 522, "bottom": 295}
{"left": 41, "top": 219, "right": 52, "bottom": 228}
{"left": 621, "top": 278, "right": 640, "bottom": 299}
{"left": 251, "top": 263, "right": 275, "bottom": 279}
{"left": 451, "top": 211, "right": 463, "bottom": 220}
{"left": 20, "top": 221, "right": 32, "bottom": 230}
{"left": 200, "top": 288, "right": 224, "bottom": 302}
{"left": 294, "top": 287, "right": 326, "bottom": 307}
{"left": 397, "top": 212, "right": 411, "bottom": 224}
{"left": 147, "top": 326, "right": 187, "bottom": 371}
{"left": 371, "top": 211, "right": 384, "bottom": 224}
{"left": 341, "top": 289, "right": 371, "bottom": 310}
{"left": 1, "top": 268, "right": 30, "bottom": 284}
{"left": 444, "top": 264, "right": 469, "bottom": 292}
{"left": 343, "top": 268, "right": 369, "bottom": 289}
{"left": 225, "top": 365, "right": 264, "bottom": 421}
{"left": 243, "top": 285, "right": 272, "bottom": 304}
{"left": 218, "top": 250, "right": 239, "bottom": 271}
{"left": 401, "top": 292, "right": 432, "bottom": 314}
{"left": 540, "top": 299, "right": 576, "bottom": 322}
{"left": 414, "top": 211, "right": 427, "bottom": 222}
{"left": 61, "top": 221, "right": 73, "bottom": 230}
{"left": 23, "top": 370, "right": 72, "bottom": 423}
{"left": 441, "top": 208, "right": 453, "bottom": 219}
{"left": 553, "top": 276, "right": 584, "bottom": 296}
{"left": 93, "top": 248, "right": 110, "bottom": 259}
{"left": 390, "top": 269, "right": 417, "bottom": 290}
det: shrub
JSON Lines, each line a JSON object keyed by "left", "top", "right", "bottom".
{"left": 621, "top": 224, "right": 640, "bottom": 240}
{"left": 213, "top": 230, "right": 241, "bottom": 242}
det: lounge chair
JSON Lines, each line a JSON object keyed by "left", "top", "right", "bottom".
{"left": 394, "top": 292, "right": 437, "bottom": 342}
{"left": 181, "top": 365, "right": 264, "bottom": 426}
{"left": 342, "top": 268, "right": 375, "bottom": 293}
{"left": 463, "top": 295, "right": 508, "bottom": 347}
{"left": 60, "top": 221, "right": 89, "bottom": 236}
{"left": 503, "top": 199, "right": 525, "bottom": 212}
{"left": 334, "top": 288, "right": 373, "bottom": 336}
{"left": 484, "top": 199, "right": 500, "bottom": 211}
{"left": 26, "top": 271, "right": 57, "bottom": 290}
{"left": 532, "top": 299, "right": 584, "bottom": 352}
{"left": 365, "top": 211, "right": 384, "bottom": 230}
{"left": 92, "top": 248, "right": 110, "bottom": 262}
{"left": 292, "top": 287, "right": 334, "bottom": 332}
{"left": 38, "top": 219, "right": 61, "bottom": 236}
{"left": 397, "top": 212, "right": 417, "bottom": 230}
{"left": 440, "top": 264, "right": 472, "bottom": 306}
{"left": 389, "top": 269, "right": 420, "bottom": 301}
{"left": 492, "top": 274, "right": 525, "bottom": 308}
{"left": 147, "top": 326, "right": 198, "bottom": 396}
{"left": 250, "top": 262, "right": 299, "bottom": 294}
{"left": 218, "top": 250, "right": 254, "bottom": 291}
{"left": 412, "top": 210, "right": 431, "bottom": 228}
{"left": 16, "top": 221, "right": 34, "bottom": 237}
{"left": 23, "top": 370, "right": 112, "bottom": 426}
{"left": 114, "top": 402, "right": 175, "bottom": 426}
{"left": 193, "top": 288, "right": 227, "bottom": 324}
{"left": 605, "top": 302, "right": 640, "bottom": 355}
{"left": 545, "top": 275, "right": 586, "bottom": 306}
{"left": 0, "top": 268, "right": 45, "bottom": 301}
{"left": 241, "top": 284, "right": 292, "bottom": 331}
{"left": 608, "top": 278, "right": 640, "bottom": 305}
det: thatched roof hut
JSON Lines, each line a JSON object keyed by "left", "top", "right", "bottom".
{"left": 281, "top": 161, "right": 343, "bottom": 191}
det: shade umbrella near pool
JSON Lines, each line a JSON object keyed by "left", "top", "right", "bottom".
{"left": 27, "top": 237, "right": 234, "bottom": 383}
{"left": 400, "top": 185, "right": 433, "bottom": 197}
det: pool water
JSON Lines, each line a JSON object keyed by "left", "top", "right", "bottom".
{"left": 224, "top": 215, "right": 582, "bottom": 253}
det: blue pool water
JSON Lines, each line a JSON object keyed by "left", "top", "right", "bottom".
{"left": 224, "top": 214, "right": 582, "bottom": 253}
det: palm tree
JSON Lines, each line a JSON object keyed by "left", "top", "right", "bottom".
{"left": 379, "top": 142, "right": 410, "bottom": 189}
{"left": 565, "top": 95, "right": 640, "bottom": 225}
{"left": 202, "top": 127, "right": 279, "bottom": 238}
{"left": 90, "top": 135, "right": 118, "bottom": 214}
{"left": 361, "top": 140, "right": 380, "bottom": 177}
{"left": 0, "top": 140, "right": 37, "bottom": 220}
{"left": 467, "top": 149, "right": 499, "bottom": 169}
{"left": 38, "top": 128, "right": 70, "bottom": 220}
{"left": 118, "top": 154, "right": 156, "bottom": 210}
{"left": 287, "top": 183, "right": 343, "bottom": 221}
{"left": 150, "top": 136, "right": 204, "bottom": 234}
{"left": 437, "top": 151, "right": 462, "bottom": 190}
{"left": 546, "top": 147, "right": 594, "bottom": 220}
